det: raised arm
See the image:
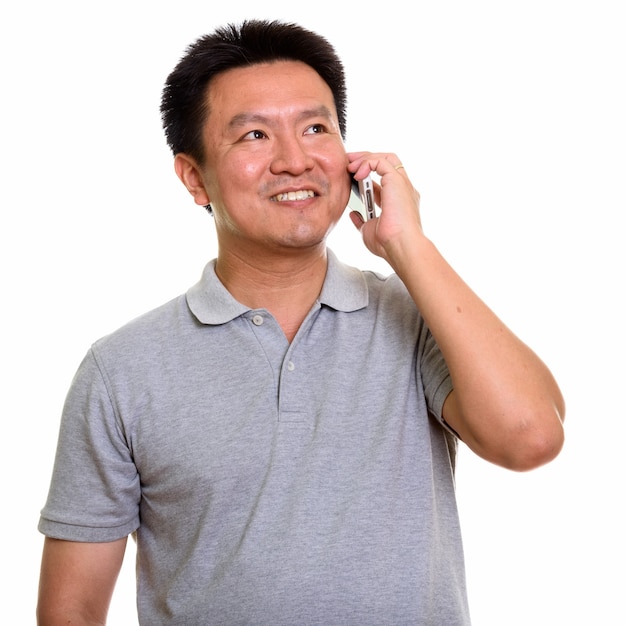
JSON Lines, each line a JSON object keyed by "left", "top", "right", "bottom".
{"left": 348, "top": 152, "right": 565, "bottom": 471}
{"left": 37, "top": 536, "right": 127, "bottom": 625}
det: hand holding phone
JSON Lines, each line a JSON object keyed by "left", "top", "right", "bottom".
{"left": 348, "top": 175, "right": 376, "bottom": 221}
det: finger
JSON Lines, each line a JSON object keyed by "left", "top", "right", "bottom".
{"left": 347, "top": 152, "right": 409, "bottom": 181}
{"left": 365, "top": 153, "right": 405, "bottom": 177}
{"left": 348, "top": 210, "right": 365, "bottom": 230}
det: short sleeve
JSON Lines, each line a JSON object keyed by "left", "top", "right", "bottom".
{"left": 420, "top": 327, "right": 454, "bottom": 428}
{"left": 38, "top": 347, "right": 140, "bottom": 541}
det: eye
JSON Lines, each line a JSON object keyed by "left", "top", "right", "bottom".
{"left": 242, "top": 129, "right": 268, "bottom": 141}
{"left": 304, "top": 123, "right": 327, "bottom": 135}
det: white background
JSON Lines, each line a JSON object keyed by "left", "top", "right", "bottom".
{"left": 2, "top": 1, "right": 624, "bottom": 623}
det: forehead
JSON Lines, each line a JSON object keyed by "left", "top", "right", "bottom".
{"left": 205, "top": 60, "right": 337, "bottom": 125}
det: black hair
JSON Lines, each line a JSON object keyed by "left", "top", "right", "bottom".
{"left": 160, "top": 19, "right": 347, "bottom": 164}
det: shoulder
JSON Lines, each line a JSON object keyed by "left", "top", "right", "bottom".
{"left": 86, "top": 294, "right": 193, "bottom": 385}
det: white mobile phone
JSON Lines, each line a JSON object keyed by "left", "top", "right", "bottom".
{"left": 348, "top": 175, "right": 376, "bottom": 221}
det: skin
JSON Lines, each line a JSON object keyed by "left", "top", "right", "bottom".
{"left": 37, "top": 59, "right": 565, "bottom": 624}
{"left": 37, "top": 536, "right": 126, "bottom": 624}
{"left": 347, "top": 152, "right": 565, "bottom": 470}
{"left": 175, "top": 61, "right": 350, "bottom": 340}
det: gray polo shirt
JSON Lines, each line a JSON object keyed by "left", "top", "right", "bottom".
{"left": 39, "top": 250, "right": 470, "bottom": 625}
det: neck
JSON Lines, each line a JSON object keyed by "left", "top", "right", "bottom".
{"left": 215, "top": 245, "right": 329, "bottom": 342}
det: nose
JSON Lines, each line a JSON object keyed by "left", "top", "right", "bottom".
{"left": 269, "top": 135, "right": 315, "bottom": 175}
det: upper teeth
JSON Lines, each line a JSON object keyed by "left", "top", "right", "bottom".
{"left": 272, "top": 190, "right": 315, "bottom": 201}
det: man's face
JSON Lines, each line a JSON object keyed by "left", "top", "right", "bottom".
{"left": 185, "top": 60, "right": 350, "bottom": 255}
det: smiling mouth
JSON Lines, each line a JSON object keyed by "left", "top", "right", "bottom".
{"left": 270, "top": 190, "right": 316, "bottom": 202}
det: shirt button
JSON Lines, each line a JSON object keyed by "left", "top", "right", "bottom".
{"left": 287, "top": 361, "right": 295, "bottom": 371}
{"left": 252, "top": 315, "right": 264, "bottom": 326}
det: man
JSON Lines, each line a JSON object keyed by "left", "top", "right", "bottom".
{"left": 37, "top": 19, "right": 565, "bottom": 625}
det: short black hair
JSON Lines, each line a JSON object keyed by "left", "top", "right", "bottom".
{"left": 160, "top": 19, "right": 347, "bottom": 164}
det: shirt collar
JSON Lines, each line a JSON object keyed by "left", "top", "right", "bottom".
{"left": 186, "top": 249, "right": 369, "bottom": 325}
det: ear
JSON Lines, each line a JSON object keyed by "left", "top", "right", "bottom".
{"left": 174, "top": 154, "right": 210, "bottom": 206}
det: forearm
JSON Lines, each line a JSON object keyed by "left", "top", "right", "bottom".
{"left": 389, "top": 235, "right": 565, "bottom": 470}
{"left": 347, "top": 149, "right": 564, "bottom": 469}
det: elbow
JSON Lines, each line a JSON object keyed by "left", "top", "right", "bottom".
{"left": 450, "top": 389, "right": 566, "bottom": 472}
{"left": 499, "top": 407, "right": 565, "bottom": 472}
{"left": 504, "top": 426, "right": 564, "bottom": 472}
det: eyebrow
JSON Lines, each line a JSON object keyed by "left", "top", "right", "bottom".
{"left": 228, "top": 105, "right": 335, "bottom": 130}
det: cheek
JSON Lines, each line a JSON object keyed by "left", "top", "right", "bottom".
{"left": 318, "top": 148, "right": 349, "bottom": 195}
{"left": 211, "top": 157, "right": 262, "bottom": 202}
{"left": 239, "top": 156, "right": 263, "bottom": 177}
{"left": 331, "top": 160, "right": 352, "bottom": 211}
{"left": 229, "top": 157, "right": 267, "bottom": 196}
{"left": 225, "top": 153, "right": 254, "bottom": 178}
